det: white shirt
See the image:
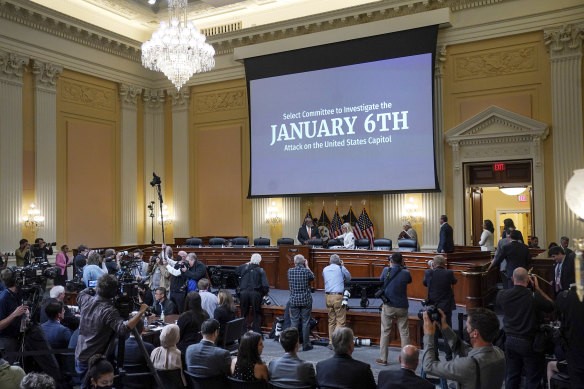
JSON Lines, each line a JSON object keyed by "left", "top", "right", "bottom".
{"left": 479, "top": 230, "right": 495, "bottom": 251}
{"left": 337, "top": 232, "right": 355, "bottom": 249}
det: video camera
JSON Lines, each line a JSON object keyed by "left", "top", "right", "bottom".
{"left": 207, "top": 265, "right": 239, "bottom": 290}
{"left": 114, "top": 257, "right": 147, "bottom": 319}
{"left": 66, "top": 276, "right": 85, "bottom": 293}
{"left": 417, "top": 299, "right": 440, "bottom": 322}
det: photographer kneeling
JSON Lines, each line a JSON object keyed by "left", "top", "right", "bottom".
{"left": 75, "top": 274, "right": 148, "bottom": 388}
{"left": 0, "top": 268, "right": 29, "bottom": 363}
{"left": 422, "top": 307, "right": 505, "bottom": 388}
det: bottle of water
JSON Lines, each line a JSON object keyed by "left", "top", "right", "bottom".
{"left": 160, "top": 310, "right": 165, "bottom": 322}
{"left": 143, "top": 317, "right": 148, "bottom": 331}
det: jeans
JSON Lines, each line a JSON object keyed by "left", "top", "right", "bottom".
{"left": 505, "top": 335, "right": 545, "bottom": 389}
{"left": 76, "top": 359, "right": 89, "bottom": 389}
{"left": 290, "top": 301, "right": 312, "bottom": 347}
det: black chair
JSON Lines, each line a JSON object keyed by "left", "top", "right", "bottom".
{"left": 185, "top": 238, "right": 202, "bottom": 247}
{"left": 228, "top": 376, "right": 268, "bottom": 389}
{"left": 185, "top": 370, "right": 229, "bottom": 389}
{"left": 307, "top": 238, "right": 323, "bottom": 248}
{"left": 222, "top": 317, "right": 245, "bottom": 353}
{"left": 277, "top": 238, "right": 294, "bottom": 246}
{"left": 209, "top": 237, "right": 226, "bottom": 248}
{"left": 327, "top": 238, "right": 342, "bottom": 248}
{"left": 269, "top": 382, "right": 312, "bottom": 389}
{"left": 232, "top": 237, "right": 249, "bottom": 247}
{"left": 122, "top": 363, "right": 154, "bottom": 389}
{"left": 355, "top": 238, "right": 370, "bottom": 249}
{"left": 398, "top": 238, "right": 417, "bottom": 252}
{"left": 373, "top": 238, "right": 392, "bottom": 250}
{"left": 155, "top": 369, "right": 186, "bottom": 389}
{"left": 254, "top": 237, "right": 271, "bottom": 247}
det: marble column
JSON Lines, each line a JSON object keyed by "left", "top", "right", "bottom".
{"left": 282, "top": 197, "right": 301, "bottom": 243}
{"left": 422, "top": 45, "right": 447, "bottom": 249}
{"left": 143, "top": 89, "right": 166, "bottom": 244}
{"left": 0, "top": 50, "right": 27, "bottom": 252}
{"left": 32, "top": 60, "right": 62, "bottom": 245}
{"left": 119, "top": 84, "right": 141, "bottom": 245}
{"left": 170, "top": 89, "right": 190, "bottom": 239}
{"left": 252, "top": 198, "right": 271, "bottom": 242}
{"left": 544, "top": 24, "right": 584, "bottom": 242}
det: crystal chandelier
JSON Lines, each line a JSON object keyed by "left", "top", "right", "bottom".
{"left": 141, "top": 0, "right": 215, "bottom": 90}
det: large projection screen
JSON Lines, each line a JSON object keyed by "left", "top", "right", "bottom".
{"left": 246, "top": 25, "right": 439, "bottom": 197}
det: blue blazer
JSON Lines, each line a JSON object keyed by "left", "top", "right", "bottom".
{"left": 380, "top": 265, "right": 412, "bottom": 309}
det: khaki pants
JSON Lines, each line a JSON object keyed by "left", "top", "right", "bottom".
{"left": 325, "top": 294, "right": 346, "bottom": 340}
{"left": 379, "top": 304, "right": 409, "bottom": 362}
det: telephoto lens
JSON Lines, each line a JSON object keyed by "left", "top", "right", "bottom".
{"left": 354, "top": 338, "right": 371, "bottom": 347}
{"left": 341, "top": 290, "right": 351, "bottom": 307}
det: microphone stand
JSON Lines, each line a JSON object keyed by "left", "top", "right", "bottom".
{"left": 148, "top": 201, "right": 155, "bottom": 245}
{"left": 153, "top": 177, "right": 165, "bottom": 245}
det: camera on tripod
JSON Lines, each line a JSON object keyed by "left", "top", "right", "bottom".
{"left": 417, "top": 299, "right": 441, "bottom": 322}
{"left": 14, "top": 261, "right": 59, "bottom": 287}
{"left": 66, "top": 277, "right": 86, "bottom": 293}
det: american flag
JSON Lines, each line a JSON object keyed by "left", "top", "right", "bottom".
{"left": 343, "top": 207, "right": 358, "bottom": 226}
{"left": 318, "top": 207, "right": 331, "bottom": 229}
{"left": 330, "top": 209, "right": 343, "bottom": 238}
{"left": 354, "top": 207, "right": 375, "bottom": 247}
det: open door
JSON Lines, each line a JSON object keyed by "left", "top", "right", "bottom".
{"left": 470, "top": 187, "right": 483, "bottom": 245}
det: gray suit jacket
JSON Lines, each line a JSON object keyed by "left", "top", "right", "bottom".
{"left": 268, "top": 353, "right": 316, "bottom": 388}
{"left": 185, "top": 339, "right": 231, "bottom": 378}
{"left": 422, "top": 327, "right": 505, "bottom": 389}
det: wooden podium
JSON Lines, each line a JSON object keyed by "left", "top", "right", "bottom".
{"left": 276, "top": 245, "right": 310, "bottom": 289}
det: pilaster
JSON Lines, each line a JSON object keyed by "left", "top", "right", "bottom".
{"left": 170, "top": 88, "right": 190, "bottom": 238}
{"left": 0, "top": 50, "right": 27, "bottom": 252}
{"left": 143, "top": 88, "right": 166, "bottom": 244}
{"left": 383, "top": 193, "right": 406, "bottom": 248}
{"left": 423, "top": 45, "right": 448, "bottom": 249}
{"left": 545, "top": 23, "right": 584, "bottom": 241}
{"left": 252, "top": 198, "right": 271, "bottom": 243}
{"left": 119, "top": 84, "right": 140, "bottom": 245}
{"left": 282, "top": 197, "right": 301, "bottom": 243}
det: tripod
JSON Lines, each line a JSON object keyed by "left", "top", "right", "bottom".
{"left": 115, "top": 327, "right": 164, "bottom": 388}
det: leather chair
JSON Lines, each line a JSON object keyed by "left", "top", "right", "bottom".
{"left": 398, "top": 238, "right": 417, "bottom": 252}
{"left": 307, "top": 238, "right": 323, "bottom": 248}
{"left": 209, "top": 237, "right": 226, "bottom": 248}
{"left": 228, "top": 376, "right": 268, "bottom": 389}
{"left": 373, "top": 238, "right": 392, "bottom": 250}
{"left": 327, "top": 238, "right": 342, "bottom": 248}
{"left": 269, "top": 382, "right": 312, "bottom": 389}
{"left": 232, "top": 237, "right": 249, "bottom": 247}
{"left": 277, "top": 238, "right": 294, "bottom": 246}
{"left": 121, "top": 363, "right": 154, "bottom": 389}
{"left": 355, "top": 238, "right": 370, "bottom": 249}
{"left": 185, "top": 370, "right": 229, "bottom": 389}
{"left": 222, "top": 317, "right": 245, "bottom": 353}
{"left": 185, "top": 238, "right": 202, "bottom": 247}
{"left": 155, "top": 369, "right": 186, "bottom": 389}
{"left": 254, "top": 237, "right": 271, "bottom": 247}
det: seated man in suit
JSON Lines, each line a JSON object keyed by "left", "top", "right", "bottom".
{"left": 185, "top": 319, "right": 231, "bottom": 381}
{"left": 151, "top": 287, "right": 177, "bottom": 316}
{"left": 297, "top": 216, "right": 320, "bottom": 245}
{"left": 124, "top": 318, "right": 155, "bottom": 366}
{"left": 40, "top": 285, "right": 79, "bottom": 331}
{"left": 378, "top": 345, "right": 434, "bottom": 389}
{"left": 316, "top": 327, "right": 376, "bottom": 389}
{"left": 41, "top": 301, "right": 72, "bottom": 350}
{"left": 269, "top": 327, "right": 316, "bottom": 388}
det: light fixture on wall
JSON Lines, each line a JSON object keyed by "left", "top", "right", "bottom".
{"left": 22, "top": 203, "right": 44, "bottom": 230}
{"left": 499, "top": 187, "right": 526, "bottom": 196}
{"left": 141, "top": 0, "right": 215, "bottom": 90}
{"left": 157, "top": 204, "right": 173, "bottom": 225}
{"left": 401, "top": 197, "right": 423, "bottom": 223}
{"left": 265, "top": 201, "right": 282, "bottom": 225}
{"left": 565, "top": 169, "right": 584, "bottom": 302}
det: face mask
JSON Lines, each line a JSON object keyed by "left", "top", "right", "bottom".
{"left": 97, "top": 386, "right": 114, "bottom": 389}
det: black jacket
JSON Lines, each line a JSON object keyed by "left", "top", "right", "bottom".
{"left": 237, "top": 263, "right": 269, "bottom": 295}
{"left": 423, "top": 266, "right": 457, "bottom": 312}
{"left": 437, "top": 223, "right": 454, "bottom": 253}
{"left": 297, "top": 225, "right": 321, "bottom": 245}
{"left": 316, "top": 353, "right": 376, "bottom": 389}
{"left": 378, "top": 368, "right": 435, "bottom": 389}
{"left": 554, "top": 252, "right": 576, "bottom": 293}
{"left": 493, "top": 240, "right": 531, "bottom": 276}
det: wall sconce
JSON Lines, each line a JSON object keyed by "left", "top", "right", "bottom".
{"left": 23, "top": 203, "right": 45, "bottom": 230}
{"left": 265, "top": 201, "right": 282, "bottom": 225}
{"left": 565, "top": 169, "right": 584, "bottom": 301}
{"left": 401, "top": 197, "right": 423, "bottom": 223}
{"left": 157, "top": 204, "right": 173, "bottom": 225}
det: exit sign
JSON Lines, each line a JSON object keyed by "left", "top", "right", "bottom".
{"left": 494, "top": 163, "right": 506, "bottom": 171}
{"left": 518, "top": 195, "right": 528, "bottom": 202}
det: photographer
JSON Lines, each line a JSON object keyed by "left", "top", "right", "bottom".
{"left": 496, "top": 267, "right": 554, "bottom": 389}
{"left": 322, "top": 253, "right": 351, "bottom": 346}
{"left": 287, "top": 254, "right": 315, "bottom": 351}
{"left": 165, "top": 248, "right": 188, "bottom": 313}
{"left": 147, "top": 252, "right": 170, "bottom": 301}
{"left": 378, "top": 252, "right": 411, "bottom": 366}
{"left": 75, "top": 274, "right": 148, "bottom": 387}
{"left": 130, "top": 249, "right": 149, "bottom": 282}
{"left": 422, "top": 307, "right": 505, "bottom": 388}
{"left": 15, "top": 239, "right": 30, "bottom": 267}
{"left": 31, "top": 238, "right": 54, "bottom": 260}
{"left": 237, "top": 253, "right": 269, "bottom": 333}
{"left": 102, "top": 249, "right": 120, "bottom": 275}
{"left": 0, "top": 268, "right": 29, "bottom": 363}
{"left": 423, "top": 255, "right": 457, "bottom": 360}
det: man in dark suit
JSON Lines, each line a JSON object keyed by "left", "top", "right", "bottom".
{"left": 151, "top": 287, "right": 177, "bottom": 316}
{"left": 549, "top": 246, "right": 575, "bottom": 294}
{"left": 185, "top": 319, "right": 231, "bottom": 381}
{"left": 378, "top": 345, "right": 434, "bottom": 389}
{"left": 492, "top": 230, "right": 530, "bottom": 288}
{"left": 423, "top": 255, "right": 457, "bottom": 360}
{"left": 269, "top": 327, "right": 316, "bottom": 388}
{"left": 297, "top": 216, "right": 321, "bottom": 245}
{"left": 560, "top": 236, "right": 573, "bottom": 256}
{"left": 316, "top": 327, "right": 376, "bottom": 389}
{"left": 40, "top": 301, "right": 72, "bottom": 350}
{"left": 437, "top": 215, "right": 454, "bottom": 253}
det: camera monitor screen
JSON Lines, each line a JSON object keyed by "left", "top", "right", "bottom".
{"left": 245, "top": 25, "right": 439, "bottom": 197}
{"left": 88, "top": 280, "right": 97, "bottom": 288}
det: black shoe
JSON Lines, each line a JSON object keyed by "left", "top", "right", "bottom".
{"left": 303, "top": 344, "right": 314, "bottom": 351}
